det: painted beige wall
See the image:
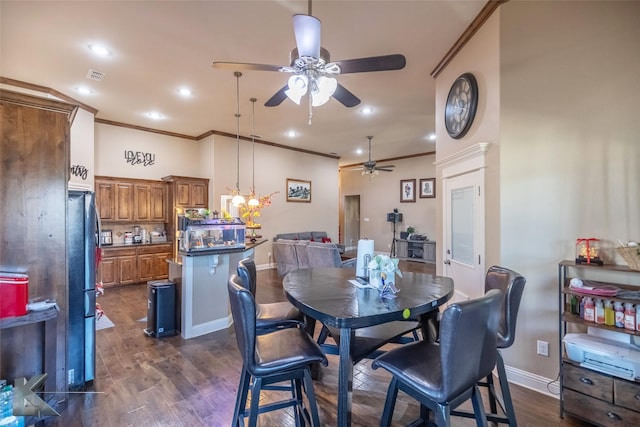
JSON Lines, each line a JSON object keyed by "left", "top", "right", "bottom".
{"left": 435, "top": 1, "right": 640, "bottom": 389}
{"left": 499, "top": 1, "right": 640, "bottom": 381}
{"left": 340, "top": 154, "right": 437, "bottom": 254}
{"left": 69, "top": 109, "right": 96, "bottom": 189}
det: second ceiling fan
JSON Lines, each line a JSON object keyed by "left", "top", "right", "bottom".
{"left": 212, "top": 0, "right": 406, "bottom": 113}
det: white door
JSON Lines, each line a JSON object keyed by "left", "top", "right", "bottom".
{"left": 443, "top": 169, "right": 485, "bottom": 301}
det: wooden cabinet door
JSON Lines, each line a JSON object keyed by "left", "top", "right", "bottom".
{"left": 118, "top": 255, "right": 137, "bottom": 285}
{"left": 96, "top": 181, "right": 115, "bottom": 221}
{"left": 134, "top": 183, "right": 151, "bottom": 221}
{"left": 152, "top": 252, "right": 170, "bottom": 279}
{"left": 150, "top": 183, "right": 167, "bottom": 222}
{"left": 191, "top": 182, "right": 208, "bottom": 207}
{"left": 115, "top": 182, "right": 134, "bottom": 221}
{"left": 176, "top": 182, "right": 191, "bottom": 206}
{"left": 137, "top": 254, "right": 154, "bottom": 283}
{"left": 99, "top": 257, "right": 117, "bottom": 288}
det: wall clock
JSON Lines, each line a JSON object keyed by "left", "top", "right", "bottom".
{"left": 445, "top": 72, "right": 478, "bottom": 139}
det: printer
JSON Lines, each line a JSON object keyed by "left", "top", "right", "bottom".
{"left": 563, "top": 333, "right": 640, "bottom": 381}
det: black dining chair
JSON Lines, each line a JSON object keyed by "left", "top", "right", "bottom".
{"left": 372, "top": 289, "right": 503, "bottom": 427}
{"left": 450, "top": 266, "right": 526, "bottom": 426}
{"left": 237, "top": 257, "right": 304, "bottom": 332}
{"left": 228, "top": 274, "right": 328, "bottom": 427}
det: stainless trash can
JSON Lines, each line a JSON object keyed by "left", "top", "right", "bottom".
{"left": 144, "top": 280, "right": 177, "bottom": 337}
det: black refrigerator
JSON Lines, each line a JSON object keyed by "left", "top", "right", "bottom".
{"left": 67, "top": 190, "right": 98, "bottom": 389}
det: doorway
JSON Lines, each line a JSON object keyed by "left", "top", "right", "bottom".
{"left": 343, "top": 195, "right": 360, "bottom": 251}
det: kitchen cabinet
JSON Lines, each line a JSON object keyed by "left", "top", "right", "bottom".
{"left": 558, "top": 260, "right": 640, "bottom": 425}
{"left": 394, "top": 239, "right": 436, "bottom": 263}
{"left": 162, "top": 175, "right": 210, "bottom": 260}
{"left": 1, "top": 90, "right": 77, "bottom": 399}
{"left": 133, "top": 182, "right": 167, "bottom": 222}
{"left": 163, "top": 175, "right": 209, "bottom": 208}
{"left": 96, "top": 176, "right": 167, "bottom": 223}
{"left": 99, "top": 244, "right": 172, "bottom": 288}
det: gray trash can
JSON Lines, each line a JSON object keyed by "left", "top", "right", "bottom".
{"left": 144, "top": 280, "right": 177, "bottom": 338}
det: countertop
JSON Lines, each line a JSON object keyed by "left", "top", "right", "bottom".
{"left": 102, "top": 241, "right": 171, "bottom": 249}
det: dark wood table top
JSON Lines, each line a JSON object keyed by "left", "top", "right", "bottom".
{"left": 283, "top": 267, "right": 454, "bottom": 329}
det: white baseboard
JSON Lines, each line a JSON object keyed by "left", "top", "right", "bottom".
{"left": 256, "top": 263, "right": 273, "bottom": 271}
{"left": 503, "top": 364, "right": 560, "bottom": 399}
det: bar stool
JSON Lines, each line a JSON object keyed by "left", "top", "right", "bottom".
{"left": 228, "top": 274, "right": 328, "bottom": 427}
{"left": 237, "top": 257, "right": 304, "bottom": 332}
{"left": 372, "top": 289, "right": 504, "bottom": 426}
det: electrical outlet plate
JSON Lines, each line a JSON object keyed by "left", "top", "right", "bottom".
{"left": 537, "top": 340, "right": 549, "bottom": 357}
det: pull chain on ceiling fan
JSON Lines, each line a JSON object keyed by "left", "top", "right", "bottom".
{"left": 212, "top": 0, "right": 406, "bottom": 124}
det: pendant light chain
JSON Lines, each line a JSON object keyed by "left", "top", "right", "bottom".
{"left": 248, "top": 98, "right": 259, "bottom": 206}
{"left": 231, "top": 71, "right": 245, "bottom": 207}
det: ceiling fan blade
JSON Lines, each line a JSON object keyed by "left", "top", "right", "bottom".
{"left": 293, "top": 14, "right": 321, "bottom": 58}
{"left": 212, "top": 61, "right": 284, "bottom": 72}
{"left": 375, "top": 167, "right": 395, "bottom": 172}
{"left": 333, "top": 54, "right": 406, "bottom": 74}
{"left": 264, "top": 85, "right": 289, "bottom": 107}
{"left": 333, "top": 83, "right": 361, "bottom": 107}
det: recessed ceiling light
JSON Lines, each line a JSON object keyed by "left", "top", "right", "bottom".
{"left": 361, "top": 107, "right": 373, "bottom": 115}
{"left": 88, "top": 44, "right": 112, "bottom": 57}
{"left": 75, "top": 86, "right": 93, "bottom": 95}
{"left": 146, "top": 112, "right": 164, "bottom": 120}
{"left": 356, "top": 148, "right": 363, "bottom": 155}
{"left": 286, "top": 130, "right": 297, "bottom": 138}
{"left": 428, "top": 133, "right": 436, "bottom": 141}
{"left": 178, "top": 87, "right": 192, "bottom": 97}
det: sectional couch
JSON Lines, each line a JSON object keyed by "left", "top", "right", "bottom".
{"left": 272, "top": 232, "right": 352, "bottom": 276}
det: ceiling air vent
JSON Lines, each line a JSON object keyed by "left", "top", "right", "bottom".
{"left": 86, "top": 69, "right": 105, "bottom": 81}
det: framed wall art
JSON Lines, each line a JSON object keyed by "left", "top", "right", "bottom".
{"left": 400, "top": 179, "right": 416, "bottom": 203}
{"left": 286, "top": 178, "right": 311, "bottom": 202}
{"left": 419, "top": 178, "right": 436, "bottom": 198}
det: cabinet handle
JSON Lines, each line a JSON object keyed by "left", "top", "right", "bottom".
{"left": 635, "top": 394, "right": 640, "bottom": 401}
{"left": 606, "top": 412, "right": 621, "bottom": 420}
{"left": 579, "top": 377, "right": 593, "bottom": 385}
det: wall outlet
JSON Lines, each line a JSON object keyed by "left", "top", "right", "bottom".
{"left": 68, "top": 368, "right": 75, "bottom": 385}
{"left": 537, "top": 340, "right": 549, "bottom": 357}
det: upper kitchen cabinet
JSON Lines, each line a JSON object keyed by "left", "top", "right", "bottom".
{"left": 133, "top": 182, "right": 167, "bottom": 222}
{"left": 96, "top": 176, "right": 167, "bottom": 223}
{"left": 163, "top": 175, "right": 209, "bottom": 208}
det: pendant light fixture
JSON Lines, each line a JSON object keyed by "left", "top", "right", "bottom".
{"left": 247, "top": 97, "right": 260, "bottom": 207}
{"left": 231, "top": 71, "right": 246, "bottom": 207}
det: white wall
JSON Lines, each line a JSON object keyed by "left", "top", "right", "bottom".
{"left": 340, "top": 154, "right": 437, "bottom": 254}
{"left": 69, "top": 108, "right": 96, "bottom": 189}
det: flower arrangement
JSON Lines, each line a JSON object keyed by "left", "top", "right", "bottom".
{"left": 238, "top": 188, "right": 279, "bottom": 228}
{"left": 368, "top": 254, "right": 403, "bottom": 278}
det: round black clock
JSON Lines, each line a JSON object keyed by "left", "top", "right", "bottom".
{"left": 444, "top": 73, "right": 478, "bottom": 139}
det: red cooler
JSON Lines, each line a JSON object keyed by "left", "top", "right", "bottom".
{"left": 0, "top": 273, "right": 29, "bottom": 318}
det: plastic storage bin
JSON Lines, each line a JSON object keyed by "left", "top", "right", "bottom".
{"left": 0, "top": 273, "right": 28, "bottom": 319}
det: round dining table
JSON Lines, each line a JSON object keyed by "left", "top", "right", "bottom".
{"left": 283, "top": 267, "right": 454, "bottom": 427}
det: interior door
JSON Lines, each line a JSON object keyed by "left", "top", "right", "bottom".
{"left": 343, "top": 195, "right": 360, "bottom": 251}
{"left": 443, "top": 170, "right": 485, "bottom": 301}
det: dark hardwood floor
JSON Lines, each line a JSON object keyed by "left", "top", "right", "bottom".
{"left": 49, "top": 261, "right": 593, "bottom": 426}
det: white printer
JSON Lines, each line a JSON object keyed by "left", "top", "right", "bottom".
{"left": 563, "top": 332, "right": 640, "bottom": 381}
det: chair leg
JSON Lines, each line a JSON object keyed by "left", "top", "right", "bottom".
{"left": 248, "top": 377, "right": 263, "bottom": 427}
{"left": 470, "top": 385, "right": 488, "bottom": 427}
{"left": 317, "top": 324, "right": 330, "bottom": 345}
{"left": 303, "top": 368, "right": 322, "bottom": 427}
{"left": 380, "top": 377, "right": 399, "bottom": 427}
{"left": 496, "top": 351, "right": 517, "bottom": 426}
{"left": 293, "top": 378, "right": 303, "bottom": 427}
{"left": 486, "top": 372, "right": 498, "bottom": 414}
{"left": 434, "top": 403, "right": 451, "bottom": 427}
{"left": 232, "top": 368, "right": 251, "bottom": 427}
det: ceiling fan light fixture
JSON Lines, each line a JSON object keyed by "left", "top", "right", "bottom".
{"left": 292, "top": 14, "right": 321, "bottom": 58}
{"left": 285, "top": 74, "right": 308, "bottom": 105}
{"left": 311, "top": 75, "right": 337, "bottom": 106}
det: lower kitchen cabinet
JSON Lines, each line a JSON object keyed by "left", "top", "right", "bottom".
{"left": 99, "top": 244, "right": 172, "bottom": 287}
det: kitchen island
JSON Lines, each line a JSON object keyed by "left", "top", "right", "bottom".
{"left": 168, "top": 239, "right": 266, "bottom": 339}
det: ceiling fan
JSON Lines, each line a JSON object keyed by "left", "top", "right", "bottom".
{"left": 350, "top": 136, "right": 395, "bottom": 176}
{"left": 211, "top": 0, "right": 406, "bottom": 121}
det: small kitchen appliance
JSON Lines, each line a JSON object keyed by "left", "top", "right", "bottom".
{"left": 100, "top": 229, "right": 113, "bottom": 246}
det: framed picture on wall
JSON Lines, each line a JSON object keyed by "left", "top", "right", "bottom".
{"left": 286, "top": 178, "right": 311, "bottom": 202}
{"left": 419, "top": 178, "right": 436, "bottom": 198}
{"left": 400, "top": 179, "right": 416, "bottom": 203}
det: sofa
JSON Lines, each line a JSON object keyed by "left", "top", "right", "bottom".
{"left": 273, "top": 231, "right": 344, "bottom": 252}
{"left": 272, "top": 238, "right": 354, "bottom": 277}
